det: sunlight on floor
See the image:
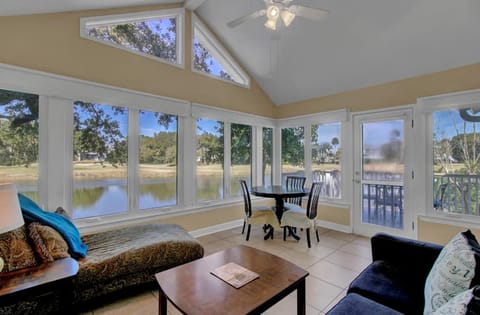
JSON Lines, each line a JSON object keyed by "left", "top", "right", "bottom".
{"left": 80, "top": 226, "right": 371, "bottom": 315}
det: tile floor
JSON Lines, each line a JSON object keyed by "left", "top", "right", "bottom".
{"left": 80, "top": 226, "right": 372, "bottom": 315}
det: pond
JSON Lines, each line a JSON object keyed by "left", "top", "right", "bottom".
{"left": 14, "top": 175, "right": 243, "bottom": 219}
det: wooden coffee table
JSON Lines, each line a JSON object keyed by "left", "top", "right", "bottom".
{"left": 155, "top": 245, "right": 309, "bottom": 315}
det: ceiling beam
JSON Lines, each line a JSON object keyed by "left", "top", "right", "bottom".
{"left": 184, "top": 0, "right": 206, "bottom": 10}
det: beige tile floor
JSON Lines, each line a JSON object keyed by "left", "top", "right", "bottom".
{"left": 80, "top": 226, "right": 372, "bottom": 315}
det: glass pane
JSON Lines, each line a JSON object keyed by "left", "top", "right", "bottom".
{"left": 0, "top": 89, "right": 39, "bottom": 201}
{"left": 361, "top": 120, "right": 404, "bottom": 229}
{"left": 263, "top": 127, "right": 273, "bottom": 186}
{"left": 362, "top": 120, "right": 404, "bottom": 181}
{"left": 73, "top": 102, "right": 128, "bottom": 219}
{"left": 139, "top": 110, "right": 177, "bottom": 210}
{"left": 312, "top": 122, "right": 341, "bottom": 198}
{"left": 86, "top": 16, "right": 177, "bottom": 63}
{"left": 281, "top": 127, "right": 305, "bottom": 183}
{"left": 433, "top": 108, "right": 480, "bottom": 215}
{"left": 193, "top": 38, "right": 235, "bottom": 84}
{"left": 196, "top": 118, "right": 224, "bottom": 201}
{"left": 230, "top": 123, "right": 251, "bottom": 196}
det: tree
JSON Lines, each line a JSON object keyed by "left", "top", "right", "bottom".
{"left": 282, "top": 127, "right": 304, "bottom": 167}
{"left": 73, "top": 102, "right": 127, "bottom": 167}
{"left": 193, "top": 40, "right": 234, "bottom": 83}
{"left": 380, "top": 129, "right": 403, "bottom": 162}
{"left": 88, "top": 18, "right": 177, "bottom": 63}
{"left": 231, "top": 124, "right": 251, "bottom": 165}
{"left": 0, "top": 89, "right": 39, "bottom": 167}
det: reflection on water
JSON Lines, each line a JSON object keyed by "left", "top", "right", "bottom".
{"left": 15, "top": 175, "right": 246, "bottom": 219}
{"left": 197, "top": 175, "right": 223, "bottom": 201}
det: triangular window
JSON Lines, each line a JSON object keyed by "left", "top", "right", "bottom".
{"left": 192, "top": 14, "right": 250, "bottom": 87}
{"left": 80, "top": 9, "right": 184, "bottom": 66}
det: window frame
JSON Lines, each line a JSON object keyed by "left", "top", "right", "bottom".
{"left": 276, "top": 109, "right": 349, "bottom": 205}
{"left": 191, "top": 14, "right": 250, "bottom": 88}
{"left": 80, "top": 8, "right": 185, "bottom": 68}
{"left": 417, "top": 89, "right": 480, "bottom": 224}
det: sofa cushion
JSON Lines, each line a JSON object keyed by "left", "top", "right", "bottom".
{"left": 348, "top": 260, "right": 424, "bottom": 314}
{"left": 424, "top": 230, "right": 480, "bottom": 314}
{"left": 0, "top": 225, "right": 38, "bottom": 272}
{"left": 433, "top": 286, "right": 480, "bottom": 315}
{"left": 326, "top": 293, "right": 403, "bottom": 315}
{"left": 28, "top": 222, "right": 70, "bottom": 262}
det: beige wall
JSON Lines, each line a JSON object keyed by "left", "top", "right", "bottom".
{"left": 276, "top": 63, "right": 480, "bottom": 117}
{"left": 418, "top": 219, "right": 480, "bottom": 245}
{"left": 1, "top": 5, "right": 480, "bottom": 238}
{"left": 0, "top": 4, "right": 276, "bottom": 117}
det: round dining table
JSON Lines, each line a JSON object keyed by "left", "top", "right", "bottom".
{"left": 251, "top": 185, "right": 309, "bottom": 220}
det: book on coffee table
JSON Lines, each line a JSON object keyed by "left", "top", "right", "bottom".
{"left": 210, "top": 262, "right": 259, "bottom": 289}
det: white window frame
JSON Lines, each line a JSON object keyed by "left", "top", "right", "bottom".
{"left": 192, "top": 103, "right": 273, "bottom": 204}
{"left": 191, "top": 14, "right": 250, "bottom": 88}
{"left": 276, "top": 109, "right": 349, "bottom": 206}
{"left": 80, "top": 8, "right": 185, "bottom": 68}
{"left": 416, "top": 88, "right": 480, "bottom": 225}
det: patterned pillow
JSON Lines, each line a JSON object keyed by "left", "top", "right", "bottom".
{"left": 424, "top": 230, "right": 480, "bottom": 314}
{"left": 0, "top": 225, "right": 38, "bottom": 272}
{"left": 433, "top": 286, "right": 480, "bottom": 315}
{"left": 28, "top": 222, "right": 70, "bottom": 262}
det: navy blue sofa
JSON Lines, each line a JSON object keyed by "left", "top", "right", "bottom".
{"left": 327, "top": 233, "right": 443, "bottom": 315}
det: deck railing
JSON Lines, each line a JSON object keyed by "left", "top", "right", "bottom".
{"left": 433, "top": 174, "right": 480, "bottom": 216}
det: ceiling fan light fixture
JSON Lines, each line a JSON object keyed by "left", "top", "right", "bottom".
{"left": 264, "top": 18, "right": 277, "bottom": 30}
{"left": 280, "top": 9, "right": 295, "bottom": 27}
{"left": 266, "top": 5, "right": 280, "bottom": 19}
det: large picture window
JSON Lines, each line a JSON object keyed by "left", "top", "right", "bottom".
{"left": 72, "top": 102, "right": 128, "bottom": 219}
{"left": 312, "top": 122, "right": 342, "bottom": 198}
{"left": 0, "top": 88, "right": 39, "bottom": 201}
{"left": 196, "top": 118, "right": 224, "bottom": 202}
{"left": 230, "top": 123, "right": 251, "bottom": 196}
{"left": 281, "top": 126, "right": 305, "bottom": 183}
{"left": 433, "top": 107, "right": 480, "bottom": 216}
{"left": 139, "top": 110, "right": 177, "bottom": 210}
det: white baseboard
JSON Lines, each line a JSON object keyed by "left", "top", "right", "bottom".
{"left": 190, "top": 219, "right": 244, "bottom": 237}
{"left": 190, "top": 219, "right": 352, "bottom": 237}
{"left": 316, "top": 220, "right": 352, "bottom": 234}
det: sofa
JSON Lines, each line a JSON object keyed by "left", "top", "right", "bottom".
{"left": 0, "top": 216, "right": 204, "bottom": 314}
{"left": 327, "top": 232, "right": 443, "bottom": 315}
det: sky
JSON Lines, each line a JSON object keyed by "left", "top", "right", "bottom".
{"left": 433, "top": 109, "right": 479, "bottom": 140}
{"left": 363, "top": 120, "right": 403, "bottom": 146}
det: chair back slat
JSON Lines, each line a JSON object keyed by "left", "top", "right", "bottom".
{"left": 285, "top": 176, "right": 307, "bottom": 206}
{"left": 306, "top": 182, "right": 322, "bottom": 219}
{"left": 240, "top": 180, "right": 252, "bottom": 217}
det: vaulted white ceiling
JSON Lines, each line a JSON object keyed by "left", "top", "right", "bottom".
{"left": 1, "top": 0, "right": 480, "bottom": 105}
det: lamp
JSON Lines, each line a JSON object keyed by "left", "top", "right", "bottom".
{"left": 0, "top": 183, "right": 24, "bottom": 272}
{"left": 265, "top": 5, "right": 280, "bottom": 30}
{"left": 280, "top": 9, "right": 296, "bottom": 27}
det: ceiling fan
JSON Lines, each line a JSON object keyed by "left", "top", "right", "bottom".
{"left": 227, "top": 0, "right": 328, "bottom": 31}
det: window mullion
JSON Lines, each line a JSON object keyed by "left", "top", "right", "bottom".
{"left": 224, "top": 123, "right": 232, "bottom": 196}
{"left": 128, "top": 109, "right": 139, "bottom": 213}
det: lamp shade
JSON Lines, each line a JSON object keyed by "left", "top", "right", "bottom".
{"left": 0, "top": 183, "right": 24, "bottom": 234}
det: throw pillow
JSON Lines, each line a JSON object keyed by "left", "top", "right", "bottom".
{"left": 424, "top": 230, "right": 480, "bottom": 314}
{"left": 0, "top": 225, "right": 38, "bottom": 272}
{"left": 433, "top": 286, "right": 480, "bottom": 315}
{"left": 28, "top": 222, "right": 70, "bottom": 262}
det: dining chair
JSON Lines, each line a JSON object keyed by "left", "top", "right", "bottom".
{"left": 284, "top": 176, "right": 307, "bottom": 210}
{"left": 239, "top": 180, "right": 278, "bottom": 241}
{"left": 280, "top": 182, "right": 322, "bottom": 248}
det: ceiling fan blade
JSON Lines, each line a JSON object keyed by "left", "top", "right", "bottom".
{"left": 227, "top": 9, "right": 266, "bottom": 28}
{"left": 289, "top": 5, "right": 328, "bottom": 21}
